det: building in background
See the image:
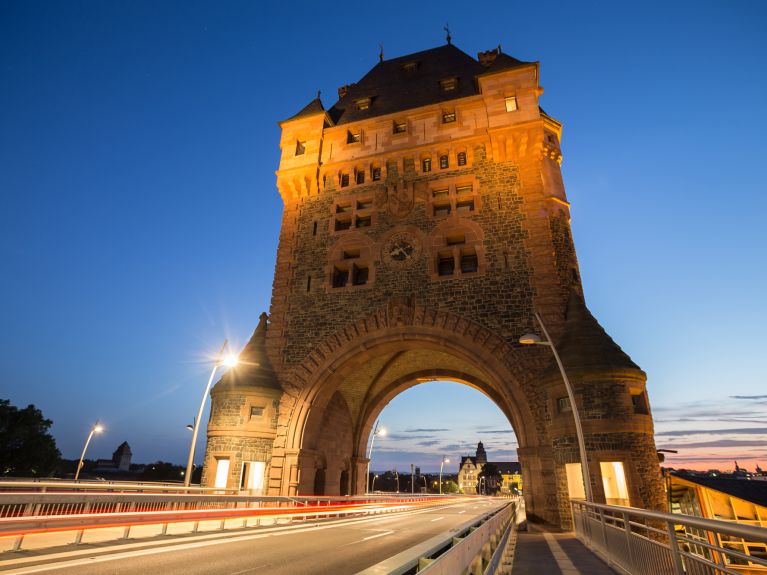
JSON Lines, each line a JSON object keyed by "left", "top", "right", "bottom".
{"left": 458, "top": 442, "right": 522, "bottom": 494}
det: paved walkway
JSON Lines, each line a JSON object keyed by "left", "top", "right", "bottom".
{"left": 511, "top": 526, "right": 617, "bottom": 575}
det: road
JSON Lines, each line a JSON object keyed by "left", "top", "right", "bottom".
{"left": 0, "top": 498, "right": 507, "bottom": 575}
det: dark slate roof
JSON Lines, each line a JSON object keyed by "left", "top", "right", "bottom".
{"left": 282, "top": 97, "right": 326, "bottom": 124}
{"left": 674, "top": 472, "right": 767, "bottom": 508}
{"left": 326, "top": 44, "right": 532, "bottom": 125}
{"left": 460, "top": 456, "right": 478, "bottom": 467}
{"left": 213, "top": 312, "right": 282, "bottom": 392}
{"left": 540, "top": 292, "right": 643, "bottom": 377}
{"left": 490, "top": 462, "right": 521, "bottom": 475}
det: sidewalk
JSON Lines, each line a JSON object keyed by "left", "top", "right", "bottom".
{"left": 511, "top": 525, "right": 617, "bottom": 575}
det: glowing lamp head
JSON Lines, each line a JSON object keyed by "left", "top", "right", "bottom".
{"left": 221, "top": 353, "right": 239, "bottom": 368}
{"left": 519, "top": 333, "right": 542, "bottom": 345}
{"left": 443, "top": 456, "right": 450, "bottom": 463}
{"left": 377, "top": 427, "right": 387, "bottom": 437}
{"left": 93, "top": 424, "right": 104, "bottom": 433}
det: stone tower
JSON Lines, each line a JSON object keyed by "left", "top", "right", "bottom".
{"left": 202, "top": 42, "right": 664, "bottom": 526}
{"left": 476, "top": 441, "right": 487, "bottom": 465}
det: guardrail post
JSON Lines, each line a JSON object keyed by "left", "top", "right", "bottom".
{"left": 666, "top": 520, "right": 685, "bottom": 575}
{"left": 12, "top": 535, "right": 23, "bottom": 552}
{"left": 599, "top": 508, "right": 609, "bottom": 554}
{"left": 622, "top": 511, "right": 635, "bottom": 573}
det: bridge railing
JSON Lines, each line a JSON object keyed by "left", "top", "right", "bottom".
{"left": 572, "top": 499, "right": 767, "bottom": 575}
{"left": 0, "top": 482, "right": 456, "bottom": 552}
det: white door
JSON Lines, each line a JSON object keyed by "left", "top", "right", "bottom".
{"left": 600, "top": 461, "right": 629, "bottom": 506}
{"left": 214, "top": 457, "right": 230, "bottom": 489}
{"left": 241, "top": 461, "right": 266, "bottom": 494}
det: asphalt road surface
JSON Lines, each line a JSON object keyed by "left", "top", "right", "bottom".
{"left": 1, "top": 498, "right": 508, "bottom": 575}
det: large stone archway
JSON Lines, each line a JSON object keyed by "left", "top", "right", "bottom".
{"left": 201, "top": 42, "right": 666, "bottom": 527}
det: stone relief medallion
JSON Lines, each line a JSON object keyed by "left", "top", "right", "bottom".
{"left": 375, "top": 179, "right": 414, "bottom": 219}
{"left": 381, "top": 230, "right": 422, "bottom": 269}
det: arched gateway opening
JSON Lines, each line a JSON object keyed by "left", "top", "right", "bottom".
{"left": 200, "top": 42, "right": 666, "bottom": 528}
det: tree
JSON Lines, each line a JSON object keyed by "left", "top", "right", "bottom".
{"left": 139, "top": 461, "right": 185, "bottom": 482}
{"left": 477, "top": 463, "right": 502, "bottom": 495}
{"left": 0, "top": 399, "right": 61, "bottom": 477}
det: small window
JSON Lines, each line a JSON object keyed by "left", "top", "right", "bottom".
{"left": 456, "top": 184, "right": 473, "bottom": 195}
{"left": 402, "top": 61, "right": 419, "bottom": 74}
{"left": 505, "top": 96, "right": 518, "bottom": 112}
{"left": 433, "top": 203, "right": 451, "bottom": 217}
{"left": 432, "top": 188, "right": 449, "bottom": 198}
{"left": 457, "top": 152, "right": 467, "bottom": 166}
{"left": 456, "top": 199, "right": 475, "bottom": 213}
{"left": 460, "top": 249, "right": 478, "bottom": 273}
{"left": 334, "top": 218, "right": 352, "bottom": 231}
{"left": 347, "top": 131, "right": 361, "bottom": 144}
{"left": 557, "top": 397, "right": 572, "bottom": 413}
{"left": 356, "top": 171, "right": 365, "bottom": 185}
{"left": 352, "top": 264, "right": 369, "bottom": 285}
{"left": 438, "top": 253, "right": 455, "bottom": 276}
{"left": 357, "top": 199, "right": 373, "bottom": 210}
{"left": 631, "top": 391, "right": 649, "bottom": 415}
{"left": 355, "top": 98, "right": 371, "bottom": 111}
{"left": 312, "top": 221, "right": 317, "bottom": 236}
{"left": 371, "top": 166, "right": 382, "bottom": 181}
{"left": 306, "top": 275, "right": 312, "bottom": 292}
{"left": 250, "top": 406, "right": 264, "bottom": 418}
{"left": 336, "top": 203, "right": 352, "bottom": 213}
{"left": 343, "top": 249, "right": 360, "bottom": 260}
{"left": 356, "top": 215, "right": 371, "bottom": 228}
{"left": 332, "top": 267, "right": 349, "bottom": 288}
{"left": 442, "top": 111, "right": 456, "bottom": 123}
{"left": 393, "top": 121, "right": 406, "bottom": 134}
{"left": 439, "top": 78, "right": 457, "bottom": 91}
{"left": 340, "top": 173, "right": 350, "bottom": 187}
{"left": 295, "top": 140, "right": 306, "bottom": 155}
{"left": 439, "top": 155, "right": 449, "bottom": 169}
{"left": 422, "top": 158, "right": 432, "bottom": 172}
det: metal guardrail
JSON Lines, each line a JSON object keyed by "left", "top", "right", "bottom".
{"left": 0, "top": 482, "right": 455, "bottom": 553}
{"left": 572, "top": 499, "right": 767, "bottom": 575}
{"left": 357, "top": 499, "right": 517, "bottom": 575}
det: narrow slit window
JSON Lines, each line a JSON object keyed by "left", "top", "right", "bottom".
{"left": 312, "top": 221, "right": 317, "bottom": 236}
{"left": 306, "top": 275, "right": 311, "bottom": 292}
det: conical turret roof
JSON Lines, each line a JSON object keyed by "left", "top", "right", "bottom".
{"left": 212, "top": 312, "right": 282, "bottom": 392}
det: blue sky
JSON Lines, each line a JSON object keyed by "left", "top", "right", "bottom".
{"left": 1, "top": 1, "right": 765, "bottom": 473}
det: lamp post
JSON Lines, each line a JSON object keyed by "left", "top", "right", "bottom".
{"left": 366, "top": 420, "right": 386, "bottom": 493}
{"left": 372, "top": 474, "right": 379, "bottom": 491}
{"left": 519, "top": 311, "right": 593, "bottom": 502}
{"left": 422, "top": 476, "right": 427, "bottom": 493}
{"left": 74, "top": 422, "right": 104, "bottom": 481}
{"left": 439, "top": 456, "right": 450, "bottom": 495}
{"left": 184, "top": 340, "right": 239, "bottom": 488}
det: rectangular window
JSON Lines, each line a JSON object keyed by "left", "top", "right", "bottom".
{"left": 340, "top": 173, "right": 350, "bottom": 187}
{"left": 352, "top": 264, "right": 369, "bottom": 285}
{"left": 371, "top": 166, "right": 382, "bottom": 181}
{"left": 433, "top": 203, "right": 451, "bottom": 217}
{"left": 460, "top": 249, "right": 478, "bottom": 273}
{"left": 557, "top": 397, "right": 572, "bottom": 413}
{"left": 355, "top": 215, "right": 372, "bottom": 228}
{"left": 456, "top": 184, "right": 473, "bottom": 195}
{"left": 336, "top": 203, "right": 352, "bottom": 213}
{"left": 334, "top": 218, "right": 352, "bottom": 231}
{"left": 355, "top": 98, "right": 371, "bottom": 110}
{"left": 442, "top": 111, "right": 456, "bottom": 123}
{"left": 250, "top": 406, "right": 264, "bottom": 418}
{"left": 347, "top": 131, "right": 361, "bottom": 143}
{"left": 456, "top": 199, "right": 475, "bottom": 213}
{"left": 240, "top": 461, "right": 266, "bottom": 494}
{"left": 565, "top": 463, "right": 585, "bottom": 500}
{"left": 439, "top": 78, "right": 457, "bottom": 91}
{"left": 357, "top": 199, "right": 373, "bottom": 210}
{"left": 432, "top": 188, "right": 449, "bottom": 199}
{"left": 332, "top": 267, "right": 349, "bottom": 288}
{"left": 214, "top": 457, "right": 230, "bottom": 489}
{"left": 631, "top": 391, "right": 649, "bottom": 415}
{"left": 355, "top": 171, "right": 365, "bottom": 185}
{"left": 601, "top": 462, "right": 630, "bottom": 506}
{"left": 505, "top": 96, "right": 518, "bottom": 112}
{"left": 393, "top": 121, "right": 406, "bottom": 134}
{"left": 295, "top": 140, "right": 306, "bottom": 155}
{"left": 438, "top": 253, "right": 455, "bottom": 276}
{"left": 422, "top": 158, "right": 432, "bottom": 172}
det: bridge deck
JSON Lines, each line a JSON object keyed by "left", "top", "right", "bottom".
{"left": 511, "top": 527, "right": 617, "bottom": 575}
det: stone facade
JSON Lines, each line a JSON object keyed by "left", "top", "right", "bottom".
{"left": 202, "top": 43, "right": 665, "bottom": 527}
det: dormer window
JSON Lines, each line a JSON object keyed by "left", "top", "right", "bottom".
{"left": 442, "top": 110, "right": 456, "bottom": 124}
{"left": 505, "top": 96, "right": 518, "bottom": 112}
{"left": 402, "top": 61, "right": 419, "bottom": 74}
{"left": 347, "top": 130, "right": 361, "bottom": 144}
{"left": 355, "top": 98, "right": 371, "bottom": 111}
{"left": 295, "top": 140, "right": 306, "bottom": 155}
{"left": 393, "top": 120, "right": 407, "bottom": 134}
{"left": 439, "top": 77, "right": 458, "bottom": 91}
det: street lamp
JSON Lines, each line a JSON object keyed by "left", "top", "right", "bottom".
{"left": 372, "top": 474, "right": 379, "bottom": 491}
{"left": 519, "top": 311, "right": 593, "bottom": 502}
{"left": 422, "top": 476, "right": 427, "bottom": 492}
{"left": 184, "top": 340, "right": 239, "bottom": 487}
{"left": 366, "top": 420, "right": 386, "bottom": 493}
{"left": 74, "top": 422, "right": 104, "bottom": 481}
{"left": 439, "top": 456, "right": 450, "bottom": 495}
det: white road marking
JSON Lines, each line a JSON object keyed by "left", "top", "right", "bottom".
{"left": 429, "top": 516, "right": 444, "bottom": 522}
{"left": 228, "top": 564, "right": 271, "bottom": 575}
{"left": 458, "top": 510, "right": 466, "bottom": 514}
{"left": 543, "top": 532, "right": 579, "bottom": 574}
{"left": 362, "top": 530, "right": 395, "bottom": 541}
